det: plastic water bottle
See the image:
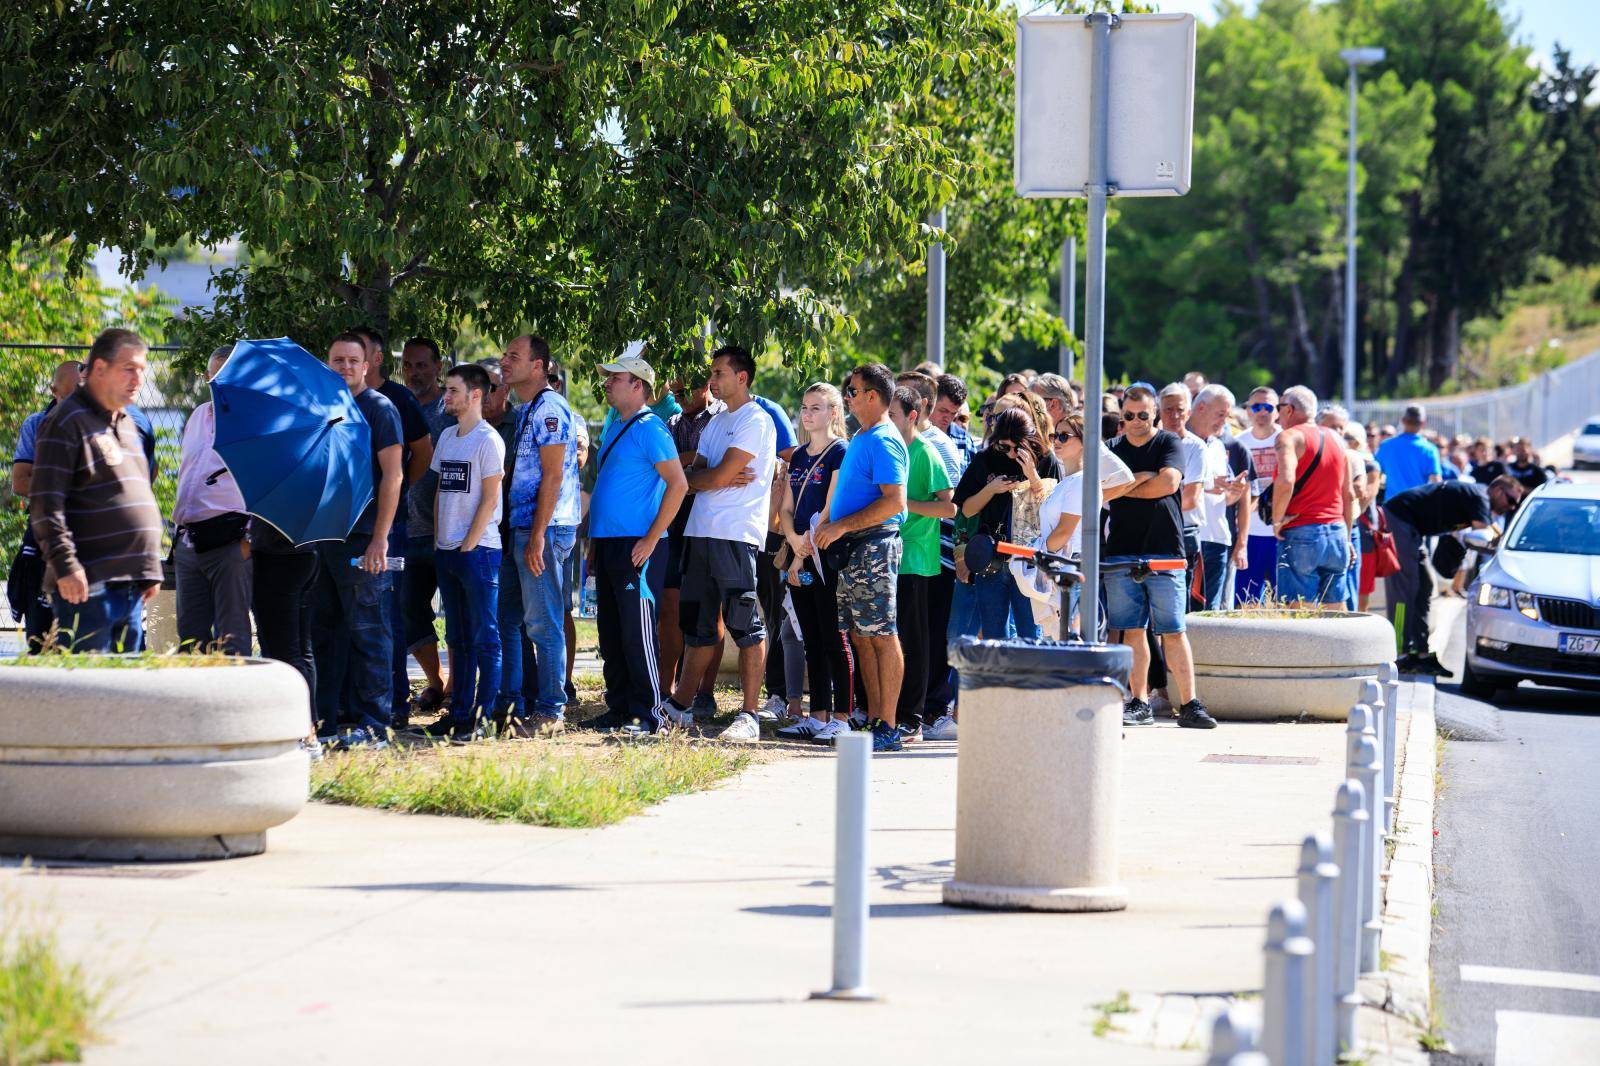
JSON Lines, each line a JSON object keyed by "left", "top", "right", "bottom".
{"left": 797, "top": 570, "right": 815, "bottom": 586}
{"left": 580, "top": 574, "right": 598, "bottom": 617}
{"left": 350, "top": 557, "right": 407, "bottom": 571}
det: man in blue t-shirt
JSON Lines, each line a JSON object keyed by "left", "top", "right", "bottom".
{"left": 814, "top": 363, "right": 909, "bottom": 753}
{"left": 1375, "top": 405, "right": 1442, "bottom": 497}
{"left": 584, "top": 355, "right": 689, "bottom": 733}
{"left": 500, "top": 334, "right": 582, "bottom": 730}
{"left": 311, "top": 332, "right": 405, "bottom": 748}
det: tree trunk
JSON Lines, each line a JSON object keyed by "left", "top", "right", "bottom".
{"left": 1427, "top": 296, "right": 1460, "bottom": 393}
{"left": 1388, "top": 253, "right": 1415, "bottom": 394}
{"left": 1289, "top": 280, "right": 1319, "bottom": 393}
{"left": 1241, "top": 229, "right": 1278, "bottom": 374}
{"left": 1317, "top": 268, "right": 1340, "bottom": 400}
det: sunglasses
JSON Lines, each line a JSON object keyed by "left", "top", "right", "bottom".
{"left": 1050, "top": 431, "right": 1079, "bottom": 444}
{"left": 1248, "top": 402, "right": 1275, "bottom": 414}
{"left": 843, "top": 385, "right": 859, "bottom": 399}
{"left": 1121, "top": 411, "right": 1151, "bottom": 422}
{"left": 993, "top": 440, "right": 1019, "bottom": 454}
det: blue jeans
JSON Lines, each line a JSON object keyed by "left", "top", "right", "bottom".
{"left": 1275, "top": 523, "right": 1350, "bottom": 605}
{"left": 514, "top": 525, "right": 576, "bottom": 720}
{"left": 1199, "top": 540, "right": 1234, "bottom": 612}
{"left": 386, "top": 524, "right": 409, "bottom": 718}
{"left": 1344, "top": 527, "right": 1361, "bottom": 612}
{"left": 436, "top": 546, "right": 503, "bottom": 725}
{"left": 1103, "top": 556, "right": 1188, "bottom": 635}
{"left": 1235, "top": 534, "right": 1277, "bottom": 604}
{"left": 496, "top": 547, "right": 538, "bottom": 718}
{"left": 974, "top": 566, "right": 1038, "bottom": 641}
{"left": 312, "top": 538, "right": 394, "bottom": 734}
{"left": 52, "top": 583, "right": 144, "bottom": 653}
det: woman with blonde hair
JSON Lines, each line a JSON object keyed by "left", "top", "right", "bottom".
{"left": 776, "top": 382, "right": 853, "bottom": 740}
{"left": 994, "top": 389, "right": 1054, "bottom": 440}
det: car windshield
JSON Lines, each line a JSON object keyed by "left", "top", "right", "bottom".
{"left": 1584, "top": 423, "right": 1600, "bottom": 436}
{"left": 1507, "top": 498, "right": 1600, "bottom": 556}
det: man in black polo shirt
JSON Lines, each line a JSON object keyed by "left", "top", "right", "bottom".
{"left": 1103, "top": 385, "right": 1216, "bottom": 729}
{"left": 1383, "top": 476, "right": 1524, "bottom": 675}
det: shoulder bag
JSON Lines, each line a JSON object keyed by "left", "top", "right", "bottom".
{"left": 1256, "top": 426, "right": 1325, "bottom": 526}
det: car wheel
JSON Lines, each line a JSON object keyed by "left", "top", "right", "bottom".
{"left": 1459, "top": 661, "right": 1500, "bottom": 700}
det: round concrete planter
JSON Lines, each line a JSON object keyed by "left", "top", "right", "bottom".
{"left": 0, "top": 658, "right": 311, "bottom": 861}
{"left": 1186, "top": 611, "right": 1395, "bottom": 721}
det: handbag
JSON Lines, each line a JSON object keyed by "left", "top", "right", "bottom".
{"left": 1362, "top": 509, "right": 1401, "bottom": 578}
{"left": 773, "top": 441, "right": 842, "bottom": 573}
{"left": 1256, "top": 427, "right": 1325, "bottom": 526}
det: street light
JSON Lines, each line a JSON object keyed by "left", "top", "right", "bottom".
{"left": 1340, "top": 46, "right": 1384, "bottom": 412}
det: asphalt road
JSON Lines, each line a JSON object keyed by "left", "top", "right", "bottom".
{"left": 1430, "top": 461, "right": 1600, "bottom": 1064}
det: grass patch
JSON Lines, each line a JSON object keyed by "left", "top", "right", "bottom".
{"left": 0, "top": 649, "right": 244, "bottom": 670}
{"left": 1089, "top": 990, "right": 1134, "bottom": 1038}
{"left": 1417, "top": 975, "right": 1450, "bottom": 1052}
{"left": 0, "top": 907, "right": 108, "bottom": 1066}
{"left": 311, "top": 735, "right": 751, "bottom": 829}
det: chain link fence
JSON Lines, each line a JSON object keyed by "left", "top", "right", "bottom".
{"left": 1351, "top": 346, "right": 1600, "bottom": 448}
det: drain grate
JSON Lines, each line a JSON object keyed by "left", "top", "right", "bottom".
{"left": 1202, "top": 754, "right": 1319, "bottom": 766}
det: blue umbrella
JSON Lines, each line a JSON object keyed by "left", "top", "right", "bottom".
{"left": 210, "top": 337, "right": 373, "bottom": 545}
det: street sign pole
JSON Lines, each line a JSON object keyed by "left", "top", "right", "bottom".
{"left": 1078, "top": 11, "right": 1115, "bottom": 640}
{"left": 1059, "top": 235, "right": 1076, "bottom": 380}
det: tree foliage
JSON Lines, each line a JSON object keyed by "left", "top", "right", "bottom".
{"left": 1534, "top": 46, "right": 1600, "bottom": 268}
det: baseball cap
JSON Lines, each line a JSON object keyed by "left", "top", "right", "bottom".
{"left": 599, "top": 342, "right": 655, "bottom": 386}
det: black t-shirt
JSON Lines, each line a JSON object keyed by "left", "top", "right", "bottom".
{"left": 1507, "top": 460, "right": 1547, "bottom": 491}
{"left": 952, "top": 446, "right": 1062, "bottom": 540}
{"left": 378, "top": 378, "right": 431, "bottom": 483}
{"left": 1470, "top": 459, "right": 1508, "bottom": 486}
{"left": 1104, "top": 429, "right": 1185, "bottom": 558}
{"left": 1383, "top": 481, "right": 1491, "bottom": 536}
{"left": 1223, "top": 437, "right": 1250, "bottom": 540}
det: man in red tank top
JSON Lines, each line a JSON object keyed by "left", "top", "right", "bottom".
{"left": 1271, "top": 386, "right": 1356, "bottom": 609}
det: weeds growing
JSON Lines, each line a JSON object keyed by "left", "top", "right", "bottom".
{"left": 0, "top": 906, "right": 108, "bottom": 1066}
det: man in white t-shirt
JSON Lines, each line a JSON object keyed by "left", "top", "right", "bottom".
{"left": 1189, "top": 384, "right": 1251, "bottom": 611}
{"left": 657, "top": 345, "right": 776, "bottom": 741}
{"left": 1236, "top": 385, "right": 1281, "bottom": 602}
{"left": 424, "top": 363, "right": 506, "bottom": 740}
{"left": 1158, "top": 383, "right": 1209, "bottom": 573}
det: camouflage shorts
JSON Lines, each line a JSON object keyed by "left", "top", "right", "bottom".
{"left": 837, "top": 534, "right": 901, "bottom": 637}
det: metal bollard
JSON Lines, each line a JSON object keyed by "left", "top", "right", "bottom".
{"left": 1348, "top": 729, "right": 1384, "bottom": 975}
{"left": 1208, "top": 1005, "right": 1271, "bottom": 1066}
{"left": 1331, "top": 780, "right": 1368, "bottom": 1058}
{"left": 1358, "top": 679, "right": 1391, "bottom": 837}
{"left": 811, "top": 732, "right": 878, "bottom": 1001}
{"left": 1378, "top": 661, "right": 1400, "bottom": 832}
{"left": 1298, "top": 833, "right": 1339, "bottom": 1066}
{"left": 1262, "top": 898, "right": 1314, "bottom": 1066}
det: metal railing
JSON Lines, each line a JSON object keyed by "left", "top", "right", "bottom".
{"left": 1351, "top": 347, "right": 1600, "bottom": 448}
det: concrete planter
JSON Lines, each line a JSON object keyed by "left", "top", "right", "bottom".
{"left": 0, "top": 658, "right": 311, "bottom": 861}
{"left": 1186, "top": 611, "right": 1395, "bottom": 721}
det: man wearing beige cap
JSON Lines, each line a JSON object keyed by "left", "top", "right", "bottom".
{"left": 582, "top": 353, "right": 689, "bottom": 734}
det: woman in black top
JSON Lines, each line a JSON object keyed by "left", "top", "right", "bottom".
{"left": 952, "top": 407, "right": 1061, "bottom": 640}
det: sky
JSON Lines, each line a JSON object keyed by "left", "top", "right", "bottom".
{"left": 1152, "top": 0, "right": 1598, "bottom": 72}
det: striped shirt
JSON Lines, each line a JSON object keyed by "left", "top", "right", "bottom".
{"left": 28, "top": 388, "right": 164, "bottom": 593}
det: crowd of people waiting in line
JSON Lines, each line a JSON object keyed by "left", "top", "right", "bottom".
{"left": 8, "top": 328, "right": 1547, "bottom": 754}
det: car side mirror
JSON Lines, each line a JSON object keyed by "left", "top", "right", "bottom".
{"left": 1461, "top": 529, "right": 1497, "bottom": 553}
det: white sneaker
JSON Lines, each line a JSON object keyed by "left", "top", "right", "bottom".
{"left": 755, "top": 695, "right": 787, "bottom": 722}
{"left": 657, "top": 699, "right": 695, "bottom": 730}
{"left": 719, "top": 712, "right": 761, "bottom": 742}
{"left": 776, "top": 716, "right": 826, "bottom": 740}
{"left": 923, "top": 715, "right": 958, "bottom": 742}
{"left": 809, "top": 719, "right": 847, "bottom": 744}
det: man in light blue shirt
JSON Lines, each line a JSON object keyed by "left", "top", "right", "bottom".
{"left": 1374, "top": 405, "right": 1442, "bottom": 497}
{"left": 500, "top": 334, "right": 581, "bottom": 732}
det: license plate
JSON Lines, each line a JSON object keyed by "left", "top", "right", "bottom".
{"left": 1559, "top": 634, "right": 1600, "bottom": 656}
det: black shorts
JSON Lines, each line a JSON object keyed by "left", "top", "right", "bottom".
{"left": 678, "top": 537, "right": 764, "bottom": 648}
{"left": 664, "top": 533, "right": 687, "bottom": 591}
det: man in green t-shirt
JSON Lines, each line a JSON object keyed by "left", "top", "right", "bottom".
{"left": 889, "top": 386, "right": 955, "bottom": 738}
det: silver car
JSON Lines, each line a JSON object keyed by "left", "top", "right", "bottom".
{"left": 1464, "top": 480, "right": 1600, "bottom": 698}
{"left": 1573, "top": 417, "right": 1600, "bottom": 470}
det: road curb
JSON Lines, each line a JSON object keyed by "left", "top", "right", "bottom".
{"left": 1357, "top": 677, "right": 1437, "bottom": 1064}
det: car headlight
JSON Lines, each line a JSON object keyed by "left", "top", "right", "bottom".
{"left": 1476, "top": 584, "right": 1540, "bottom": 619}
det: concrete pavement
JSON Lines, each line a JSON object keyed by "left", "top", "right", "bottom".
{"left": 0, "top": 707, "right": 1421, "bottom": 1066}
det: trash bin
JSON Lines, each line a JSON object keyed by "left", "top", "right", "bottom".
{"left": 942, "top": 638, "right": 1132, "bottom": 912}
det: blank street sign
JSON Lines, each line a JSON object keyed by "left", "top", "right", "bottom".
{"left": 1014, "top": 13, "right": 1196, "bottom": 198}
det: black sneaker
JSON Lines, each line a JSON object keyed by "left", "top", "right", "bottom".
{"left": 576, "top": 709, "right": 633, "bottom": 733}
{"left": 416, "top": 717, "right": 457, "bottom": 739}
{"left": 1412, "top": 653, "right": 1451, "bottom": 677}
{"left": 1177, "top": 699, "right": 1218, "bottom": 729}
{"left": 1122, "top": 699, "right": 1155, "bottom": 727}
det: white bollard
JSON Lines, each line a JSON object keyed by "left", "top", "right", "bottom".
{"left": 811, "top": 732, "right": 878, "bottom": 1001}
{"left": 1262, "top": 899, "right": 1314, "bottom": 1066}
{"left": 1378, "top": 661, "right": 1400, "bottom": 832}
{"left": 1208, "top": 1005, "right": 1271, "bottom": 1066}
{"left": 1358, "top": 679, "right": 1391, "bottom": 837}
{"left": 1348, "top": 729, "right": 1384, "bottom": 975}
{"left": 1298, "top": 833, "right": 1339, "bottom": 1066}
{"left": 1332, "top": 780, "right": 1368, "bottom": 1057}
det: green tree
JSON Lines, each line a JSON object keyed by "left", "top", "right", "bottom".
{"left": 0, "top": 0, "right": 1010, "bottom": 378}
{"left": 1533, "top": 45, "right": 1600, "bottom": 268}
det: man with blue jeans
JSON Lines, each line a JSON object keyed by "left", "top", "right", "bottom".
{"left": 421, "top": 363, "right": 505, "bottom": 740}
{"left": 29, "top": 330, "right": 163, "bottom": 653}
{"left": 501, "top": 334, "right": 581, "bottom": 734}
{"left": 311, "top": 333, "right": 405, "bottom": 747}
{"left": 1272, "top": 386, "right": 1356, "bottom": 610}
{"left": 1188, "top": 384, "right": 1251, "bottom": 611}
{"left": 1104, "top": 385, "right": 1216, "bottom": 729}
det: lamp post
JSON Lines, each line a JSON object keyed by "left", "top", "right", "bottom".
{"left": 1339, "top": 46, "right": 1384, "bottom": 413}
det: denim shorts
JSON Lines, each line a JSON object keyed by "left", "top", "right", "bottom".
{"left": 1103, "top": 556, "right": 1187, "bottom": 635}
{"left": 1275, "top": 522, "right": 1350, "bottom": 605}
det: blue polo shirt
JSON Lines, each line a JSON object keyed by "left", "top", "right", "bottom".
{"left": 830, "top": 423, "right": 908, "bottom": 528}
{"left": 1375, "top": 432, "right": 1442, "bottom": 496}
{"left": 751, "top": 394, "right": 798, "bottom": 457}
{"left": 589, "top": 412, "right": 677, "bottom": 538}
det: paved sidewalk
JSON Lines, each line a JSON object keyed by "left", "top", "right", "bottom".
{"left": 3, "top": 707, "right": 1419, "bottom": 1065}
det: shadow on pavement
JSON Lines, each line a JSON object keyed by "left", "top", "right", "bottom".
{"left": 743, "top": 902, "right": 963, "bottom": 919}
